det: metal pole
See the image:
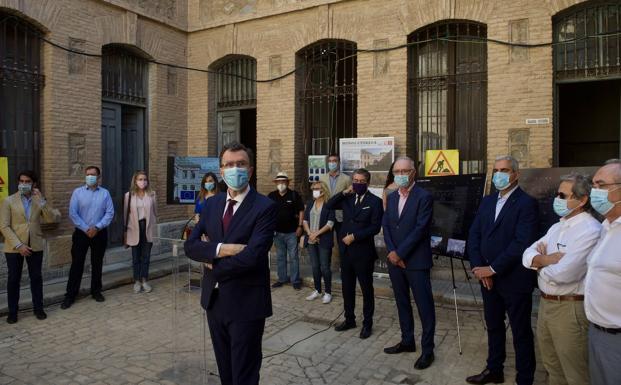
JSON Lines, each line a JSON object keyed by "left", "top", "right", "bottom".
{"left": 450, "top": 256, "right": 463, "bottom": 355}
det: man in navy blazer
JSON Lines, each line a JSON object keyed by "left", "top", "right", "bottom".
{"left": 382, "top": 156, "right": 436, "bottom": 370}
{"left": 326, "top": 168, "right": 383, "bottom": 339}
{"left": 185, "top": 142, "right": 277, "bottom": 385}
{"left": 466, "top": 155, "right": 539, "bottom": 385}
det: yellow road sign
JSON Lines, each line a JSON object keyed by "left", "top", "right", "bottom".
{"left": 425, "top": 150, "right": 459, "bottom": 176}
{"left": 0, "top": 157, "right": 8, "bottom": 200}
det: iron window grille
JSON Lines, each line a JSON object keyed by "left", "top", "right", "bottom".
{"left": 214, "top": 57, "right": 256, "bottom": 109}
{"left": 102, "top": 45, "right": 148, "bottom": 107}
{"left": 408, "top": 21, "right": 487, "bottom": 174}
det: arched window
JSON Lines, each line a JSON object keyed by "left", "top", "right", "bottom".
{"left": 554, "top": 2, "right": 621, "bottom": 166}
{"left": 0, "top": 11, "right": 43, "bottom": 190}
{"left": 297, "top": 40, "right": 357, "bottom": 156}
{"left": 408, "top": 21, "right": 487, "bottom": 174}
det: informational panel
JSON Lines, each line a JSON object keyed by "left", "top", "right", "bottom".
{"left": 424, "top": 149, "right": 459, "bottom": 176}
{"left": 417, "top": 174, "right": 486, "bottom": 259}
{"left": 0, "top": 157, "right": 7, "bottom": 200}
{"left": 339, "top": 137, "right": 394, "bottom": 198}
{"left": 308, "top": 155, "right": 327, "bottom": 182}
{"left": 167, "top": 157, "right": 220, "bottom": 204}
{"left": 517, "top": 167, "right": 600, "bottom": 236}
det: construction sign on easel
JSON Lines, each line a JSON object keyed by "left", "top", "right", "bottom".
{"left": 0, "top": 157, "right": 8, "bottom": 200}
{"left": 425, "top": 150, "right": 459, "bottom": 177}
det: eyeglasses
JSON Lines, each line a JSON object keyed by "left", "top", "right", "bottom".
{"left": 221, "top": 161, "right": 249, "bottom": 169}
{"left": 352, "top": 179, "right": 367, "bottom": 184}
{"left": 393, "top": 169, "right": 413, "bottom": 176}
{"left": 592, "top": 182, "right": 621, "bottom": 189}
{"left": 556, "top": 192, "right": 573, "bottom": 200}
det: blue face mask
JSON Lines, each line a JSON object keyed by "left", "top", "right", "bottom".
{"left": 394, "top": 175, "right": 410, "bottom": 188}
{"left": 553, "top": 197, "right": 575, "bottom": 217}
{"left": 205, "top": 182, "right": 215, "bottom": 191}
{"left": 18, "top": 183, "right": 32, "bottom": 195}
{"left": 85, "top": 175, "right": 98, "bottom": 187}
{"left": 590, "top": 187, "right": 619, "bottom": 216}
{"left": 492, "top": 172, "right": 511, "bottom": 191}
{"left": 328, "top": 162, "right": 338, "bottom": 172}
{"left": 223, "top": 167, "right": 249, "bottom": 191}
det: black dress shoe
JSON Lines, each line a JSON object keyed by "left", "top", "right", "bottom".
{"left": 466, "top": 369, "right": 505, "bottom": 384}
{"left": 414, "top": 352, "right": 434, "bottom": 370}
{"left": 359, "top": 326, "right": 372, "bottom": 339}
{"left": 334, "top": 321, "right": 356, "bottom": 332}
{"left": 34, "top": 310, "right": 47, "bottom": 320}
{"left": 60, "top": 299, "right": 74, "bottom": 310}
{"left": 271, "top": 281, "right": 284, "bottom": 288}
{"left": 384, "top": 342, "right": 416, "bottom": 354}
{"left": 92, "top": 293, "right": 105, "bottom": 302}
{"left": 6, "top": 314, "right": 17, "bottom": 324}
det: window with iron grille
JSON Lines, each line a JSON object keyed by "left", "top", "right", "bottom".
{"left": 408, "top": 21, "right": 487, "bottom": 174}
{"left": 214, "top": 57, "right": 256, "bottom": 109}
{"left": 554, "top": 1, "right": 621, "bottom": 81}
{"left": 102, "top": 45, "right": 148, "bottom": 107}
{"left": 297, "top": 40, "right": 357, "bottom": 156}
{"left": 0, "top": 12, "right": 43, "bottom": 192}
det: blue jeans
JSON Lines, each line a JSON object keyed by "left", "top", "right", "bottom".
{"left": 274, "top": 232, "right": 300, "bottom": 284}
{"left": 131, "top": 219, "right": 152, "bottom": 281}
{"left": 307, "top": 243, "right": 332, "bottom": 294}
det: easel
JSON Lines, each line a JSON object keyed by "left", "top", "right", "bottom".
{"left": 447, "top": 254, "right": 483, "bottom": 355}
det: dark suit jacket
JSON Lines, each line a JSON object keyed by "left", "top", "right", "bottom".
{"left": 325, "top": 191, "right": 383, "bottom": 262}
{"left": 303, "top": 200, "right": 336, "bottom": 249}
{"left": 382, "top": 185, "right": 434, "bottom": 270}
{"left": 184, "top": 189, "right": 277, "bottom": 321}
{"left": 467, "top": 186, "right": 539, "bottom": 293}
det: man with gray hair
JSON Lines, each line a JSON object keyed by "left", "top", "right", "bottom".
{"left": 584, "top": 159, "right": 621, "bottom": 385}
{"left": 466, "top": 155, "right": 539, "bottom": 385}
{"left": 522, "top": 173, "right": 601, "bottom": 385}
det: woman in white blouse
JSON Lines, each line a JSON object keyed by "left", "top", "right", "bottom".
{"left": 124, "top": 171, "right": 158, "bottom": 293}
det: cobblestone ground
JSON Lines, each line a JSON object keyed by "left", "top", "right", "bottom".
{"left": 0, "top": 273, "right": 546, "bottom": 385}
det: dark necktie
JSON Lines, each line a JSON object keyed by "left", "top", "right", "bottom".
{"left": 355, "top": 195, "right": 361, "bottom": 207}
{"left": 222, "top": 199, "right": 237, "bottom": 233}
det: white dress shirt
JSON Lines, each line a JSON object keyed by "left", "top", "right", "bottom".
{"left": 585, "top": 216, "right": 621, "bottom": 328}
{"left": 398, "top": 182, "right": 415, "bottom": 217}
{"left": 522, "top": 212, "right": 602, "bottom": 296}
{"left": 495, "top": 185, "right": 518, "bottom": 220}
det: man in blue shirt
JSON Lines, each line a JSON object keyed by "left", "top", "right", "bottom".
{"left": 61, "top": 166, "right": 114, "bottom": 309}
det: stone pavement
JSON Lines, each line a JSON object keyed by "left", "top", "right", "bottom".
{"left": 0, "top": 271, "right": 547, "bottom": 385}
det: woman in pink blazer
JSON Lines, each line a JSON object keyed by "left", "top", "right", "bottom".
{"left": 124, "top": 171, "right": 157, "bottom": 293}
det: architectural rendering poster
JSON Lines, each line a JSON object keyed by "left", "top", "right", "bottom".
{"left": 308, "top": 155, "right": 327, "bottom": 182}
{"left": 166, "top": 157, "right": 220, "bottom": 204}
{"left": 339, "top": 137, "right": 394, "bottom": 197}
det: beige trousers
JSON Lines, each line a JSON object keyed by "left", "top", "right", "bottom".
{"left": 536, "top": 297, "right": 590, "bottom": 385}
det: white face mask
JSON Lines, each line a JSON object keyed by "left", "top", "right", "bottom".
{"left": 277, "top": 183, "right": 287, "bottom": 193}
{"left": 312, "top": 190, "right": 322, "bottom": 199}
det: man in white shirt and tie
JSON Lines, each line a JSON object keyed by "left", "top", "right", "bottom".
{"left": 584, "top": 159, "right": 621, "bottom": 385}
{"left": 523, "top": 173, "right": 601, "bottom": 385}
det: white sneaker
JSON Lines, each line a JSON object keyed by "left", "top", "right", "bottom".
{"left": 133, "top": 281, "right": 142, "bottom": 293}
{"left": 305, "top": 290, "right": 320, "bottom": 301}
{"left": 322, "top": 293, "right": 332, "bottom": 304}
{"left": 142, "top": 281, "right": 152, "bottom": 293}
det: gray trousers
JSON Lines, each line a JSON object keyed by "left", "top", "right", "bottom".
{"left": 589, "top": 324, "right": 621, "bottom": 385}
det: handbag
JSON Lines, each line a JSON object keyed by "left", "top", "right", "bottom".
{"left": 123, "top": 192, "right": 131, "bottom": 248}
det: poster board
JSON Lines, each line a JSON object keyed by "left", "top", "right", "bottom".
{"left": 167, "top": 157, "right": 220, "bottom": 204}
{"left": 308, "top": 155, "right": 327, "bottom": 182}
{"left": 0, "top": 157, "right": 7, "bottom": 201}
{"left": 339, "top": 137, "right": 394, "bottom": 198}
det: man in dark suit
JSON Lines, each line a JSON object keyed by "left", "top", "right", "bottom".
{"left": 185, "top": 142, "right": 277, "bottom": 385}
{"left": 382, "top": 156, "right": 436, "bottom": 370}
{"left": 466, "top": 155, "right": 539, "bottom": 385}
{"left": 326, "top": 168, "right": 383, "bottom": 339}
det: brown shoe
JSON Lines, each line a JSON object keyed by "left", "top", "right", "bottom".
{"left": 466, "top": 369, "right": 505, "bottom": 384}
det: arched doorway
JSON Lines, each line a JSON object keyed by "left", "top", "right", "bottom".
{"left": 101, "top": 44, "right": 149, "bottom": 245}
{"left": 209, "top": 55, "right": 257, "bottom": 186}
{"left": 554, "top": 1, "right": 621, "bottom": 166}
{"left": 0, "top": 11, "right": 44, "bottom": 191}
{"left": 407, "top": 21, "right": 487, "bottom": 174}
